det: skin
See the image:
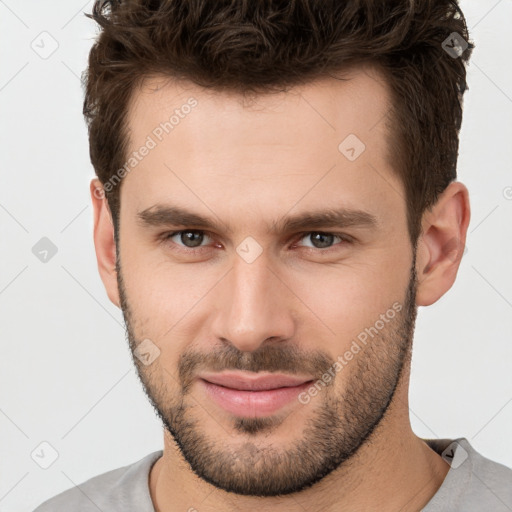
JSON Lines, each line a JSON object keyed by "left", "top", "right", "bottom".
{"left": 90, "top": 64, "right": 470, "bottom": 511}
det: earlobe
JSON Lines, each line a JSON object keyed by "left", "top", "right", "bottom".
{"left": 90, "top": 178, "right": 121, "bottom": 308}
{"left": 415, "top": 182, "right": 471, "bottom": 307}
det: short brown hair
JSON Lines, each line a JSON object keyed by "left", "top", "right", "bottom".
{"left": 83, "top": 0, "right": 474, "bottom": 245}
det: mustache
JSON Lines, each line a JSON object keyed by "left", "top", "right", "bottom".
{"left": 178, "top": 342, "right": 334, "bottom": 392}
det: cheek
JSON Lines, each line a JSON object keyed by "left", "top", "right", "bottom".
{"left": 285, "top": 252, "right": 410, "bottom": 345}
{"left": 120, "top": 230, "right": 411, "bottom": 351}
{"left": 120, "top": 249, "right": 221, "bottom": 342}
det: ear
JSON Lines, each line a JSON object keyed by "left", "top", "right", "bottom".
{"left": 90, "top": 178, "right": 120, "bottom": 308}
{"left": 415, "top": 181, "right": 471, "bottom": 307}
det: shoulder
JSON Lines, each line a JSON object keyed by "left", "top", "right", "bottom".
{"left": 459, "top": 438, "right": 512, "bottom": 493}
{"left": 33, "top": 450, "right": 162, "bottom": 512}
{"left": 424, "top": 437, "right": 512, "bottom": 511}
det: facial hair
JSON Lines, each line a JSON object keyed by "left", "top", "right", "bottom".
{"left": 116, "top": 250, "right": 418, "bottom": 497}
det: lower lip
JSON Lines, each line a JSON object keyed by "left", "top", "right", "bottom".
{"left": 199, "top": 379, "right": 313, "bottom": 417}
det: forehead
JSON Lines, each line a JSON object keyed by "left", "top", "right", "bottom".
{"left": 126, "top": 65, "right": 392, "bottom": 155}
{"left": 120, "top": 65, "right": 404, "bottom": 234}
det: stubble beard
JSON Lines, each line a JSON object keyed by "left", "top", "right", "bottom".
{"left": 116, "top": 252, "right": 418, "bottom": 496}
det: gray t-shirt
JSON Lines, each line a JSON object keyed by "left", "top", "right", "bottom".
{"left": 33, "top": 437, "right": 512, "bottom": 511}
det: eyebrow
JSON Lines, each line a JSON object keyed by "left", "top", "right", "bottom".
{"left": 137, "top": 204, "right": 378, "bottom": 235}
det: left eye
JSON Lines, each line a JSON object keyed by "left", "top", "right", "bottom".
{"left": 296, "top": 232, "right": 349, "bottom": 249}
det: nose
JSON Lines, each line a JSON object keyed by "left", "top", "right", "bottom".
{"left": 211, "top": 252, "right": 296, "bottom": 353}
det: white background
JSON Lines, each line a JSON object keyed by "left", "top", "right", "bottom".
{"left": 0, "top": 1, "right": 511, "bottom": 510}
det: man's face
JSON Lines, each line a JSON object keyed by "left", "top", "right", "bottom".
{"left": 115, "top": 66, "right": 417, "bottom": 496}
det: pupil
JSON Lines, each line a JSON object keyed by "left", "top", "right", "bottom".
{"left": 312, "top": 232, "right": 333, "bottom": 248}
{"left": 182, "top": 231, "right": 203, "bottom": 247}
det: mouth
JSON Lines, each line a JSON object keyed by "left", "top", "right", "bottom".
{"left": 198, "top": 371, "right": 315, "bottom": 418}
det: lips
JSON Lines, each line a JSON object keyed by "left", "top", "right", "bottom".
{"left": 199, "top": 371, "right": 313, "bottom": 391}
{"left": 197, "top": 371, "right": 315, "bottom": 417}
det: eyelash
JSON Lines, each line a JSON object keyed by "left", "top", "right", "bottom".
{"left": 160, "top": 230, "right": 353, "bottom": 255}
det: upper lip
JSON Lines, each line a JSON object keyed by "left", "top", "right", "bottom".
{"left": 199, "top": 371, "right": 314, "bottom": 391}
